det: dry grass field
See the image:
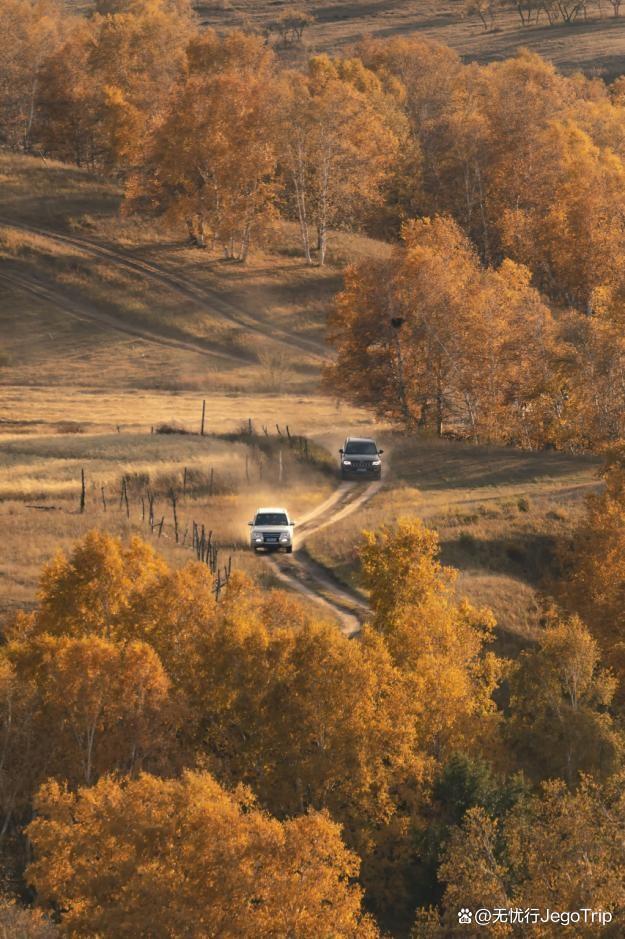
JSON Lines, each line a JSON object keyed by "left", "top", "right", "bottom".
{"left": 305, "top": 435, "right": 601, "bottom": 650}
{"left": 0, "top": 426, "right": 340, "bottom": 619}
{"left": 0, "top": 152, "right": 602, "bottom": 651}
{"left": 0, "top": 154, "right": 381, "bottom": 623}
{"left": 192, "top": 0, "right": 625, "bottom": 77}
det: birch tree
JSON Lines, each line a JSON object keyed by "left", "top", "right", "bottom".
{"left": 130, "top": 32, "right": 280, "bottom": 258}
{"left": 278, "top": 65, "right": 399, "bottom": 264}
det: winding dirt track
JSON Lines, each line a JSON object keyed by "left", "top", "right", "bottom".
{"left": 0, "top": 269, "right": 246, "bottom": 366}
{"left": 266, "top": 479, "right": 382, "bottom": 636}
{"left": 3, "top": 215, "right": 375, "bottom": 630}
{"left": 0, "top": 219, "right": 328, "bottom": 362}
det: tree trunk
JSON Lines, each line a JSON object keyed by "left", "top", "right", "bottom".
{"left": 317, "top": 224, "right": 327, "bottom": 266}
{"left": 436, "top": 389, "right": 444, "bottom": 437}
{"left": 186, "top": 217, "right": 197, "bottom": 245}
{"left": 240, "top": 223, "right": 252, "bottom": 263}
{"left": 196, "top": 217, "right": 206, "bottom": 249}
{"left": 292, "top": 141, "right": 313, "bottom": 264}
{"left": 296, "top": 188, "right": 312, "bottom": 263}
{"left": 317, "top": 149, "right": 331, "bottom": 266}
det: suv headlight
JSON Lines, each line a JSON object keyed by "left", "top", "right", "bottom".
{"left": 253, "top": 534, "right": 263, "bottom": 543}
{"left": 342, "top": 459, "right": 352, "bottom": 465}
{"left": 372, "top": 460, "right": 381, "bottom": 466}
{"left": 279, "top": 532, "right": 290, "bottom": 543}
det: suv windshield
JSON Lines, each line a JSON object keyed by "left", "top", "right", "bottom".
{"left": 345, "top": 441, "right": 377, "bottom": 455}
{"left": 255, "top": 512, "right": 288, "bottom": 526}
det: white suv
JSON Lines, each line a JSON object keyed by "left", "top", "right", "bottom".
{"left": 249, "top": 507, "right": 294, "bottom": 553}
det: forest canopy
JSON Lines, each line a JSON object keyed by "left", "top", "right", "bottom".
{"left": 4, "top": 0, "right": 625, "bottom": 448}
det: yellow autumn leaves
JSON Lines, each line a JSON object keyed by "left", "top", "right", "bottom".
{"left": 1, "top": 523, "right": 502, "bottom": 932}
{"left": 5, "top": 499, "right": 625, "bottom": 934}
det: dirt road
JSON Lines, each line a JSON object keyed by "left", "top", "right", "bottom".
{"left": 0, "top": 218, "right": 328, "bottom": 362}
{"left": 2, "top": 211, "right": 376, "bottom": 631}
{"left": 0, "top": 268, "right": 245, "bottom": 366}
{"left": 266, "top": 479, "right": 382, "bottom": 635}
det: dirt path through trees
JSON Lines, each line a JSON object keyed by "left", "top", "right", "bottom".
{"left": 267, "top": 479, "right": 382, "bottom": 634}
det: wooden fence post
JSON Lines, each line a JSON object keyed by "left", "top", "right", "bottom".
{"left": 200, "top": 399, "right": 206, "bottom": 436}
{"left": 80, "top": 468, "right": 86, "bottom": 514}
{"left": 170, "top": 489, "right": 179, "bottom": 543}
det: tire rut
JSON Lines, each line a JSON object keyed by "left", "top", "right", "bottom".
{"left": 265, "top": 479, "right": 382, "bottom": 635}
{"left": 0, "top": 219, "right": 329, "bottom": 362}
{"left": 0, "top": 269, "right": 244, "bottom": 366}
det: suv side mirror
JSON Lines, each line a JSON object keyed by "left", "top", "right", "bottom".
{"left": 339, "top": 448, "right": 344, "bottom": 454}
{"left": 248, "top": 521, "right": 254, "bottom": 526}
{"left": 290, "top": 521, "right": 295, "bottom": 527}
{"left": 378, "top": 449, "right": 384, "bottom": 455}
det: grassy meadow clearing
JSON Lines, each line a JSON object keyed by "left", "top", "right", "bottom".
{"left": 0, "top": 152, "right": 391, "bottom": 394}
{"left": 0, "top": 153, "right": 381, "bottom": 622}
{"left": 191, "top": 0, "right": 625, "bottom": 77}
{"left": 305, "top": 435, "right": 601, "bottom": 650}
{"left": 0, "top": 425, "right": 340, "bottom": 620}
{"left": 0, "top": 151, "right": 602, "bottom": 650}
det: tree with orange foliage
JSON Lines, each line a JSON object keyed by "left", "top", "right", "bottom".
{"left": 0, "top": 0, "right": 63, "bottom": 151}
{"left": 435, "top": 776, "right": 625, "bottom": 936}
{"left": 554, "top": 455, "right": 625, "bottom": 697}
{"left": 506, "top": 614, "right": 623, "bottom": 785}
{"left": 1, "top": 634, "right": 174, "bottom": 808}
{"left": 15, "top": 529, "right": 168, "bottom": 641}
{"left": 278, "top": 58, "right": 400, "bottom": 264}
{"left": 130, "top": 30, "right": 279, "bottom": 258}
{"left": 325, "top": 215, "right": 561, "bottom": 444}
{"left": 27, "top": 771, "right": 379, "bottom": 938}
{"left": 35, "top": 0, "right": 195, "bottom": 170}
{"left": 500, "top": 119, "right": 625, "bottom": 309}
{"left": 34, "top": 18, "right": 100, "bottom": 168}
{"left": 358, "top": 518, "right": 503, "bottom": 761}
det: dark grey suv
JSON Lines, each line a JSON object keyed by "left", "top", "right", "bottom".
{"left": 339, "top": 437, "right": 383, "bottom": 480}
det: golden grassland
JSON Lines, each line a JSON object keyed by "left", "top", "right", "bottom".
{"left": 0, "top": 152, "right": 603, "bottom": 648}
{"left": 0, "top": 153, "right": 391, "bottom": 394}
{"left": 0, "top": 426, "right": 337, "bottom": 621}
{"left": 305, "top": 436, "right": 601, "bottom": 649}
{"left": 190, "top": 0, "right": 625, "bottom": 77}
{"left": 0, "top": 152, "right": 380, "bottom": 621}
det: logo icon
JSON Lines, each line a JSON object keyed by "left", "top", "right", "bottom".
{"left": 458, "top": 908, "right": 473, "bottom": 925}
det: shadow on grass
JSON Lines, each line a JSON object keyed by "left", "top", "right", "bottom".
{"left": 388, "top": 434, "right": 600, "bottom": 493}
{"left": 441, "top": 531, "right": 562, "bottom": 587}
